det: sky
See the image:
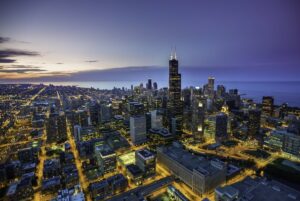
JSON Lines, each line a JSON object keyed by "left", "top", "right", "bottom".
{"left": 0, "top": 0, "right": 300, "bottom": 81}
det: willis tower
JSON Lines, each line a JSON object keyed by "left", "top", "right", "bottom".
{"left": 167, "top": 50, "right": 183, "bottom": 136}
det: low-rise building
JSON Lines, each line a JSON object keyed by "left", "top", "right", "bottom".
{"left": 135, "top": 149, "right": 156, "bottom": 178}
{"left": 215, "top": 177, "right": 300, "bottom": 201}
{"left": 157, "top": 142, "right": 226, "bottom": 195}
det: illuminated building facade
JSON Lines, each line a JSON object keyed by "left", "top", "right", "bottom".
{"left": 167, "top": 51, "right": 183, "bottom": 136}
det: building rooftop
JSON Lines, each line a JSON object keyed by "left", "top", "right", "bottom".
{"left": 149, "top": 128, "right": 173, "bottom": 137}
{"left": 6, "top": 183, "right": 18, "bottom": 196}
{"left": 136, "top": 149, "right": 155, "bottom": 160}
{"left": 118, "top": 151, "right": 135, "bottom": 166}
{"left": 42, "top": 176, "right": 61, "bottom": 190}
{"left": 158, "top": 144, "right": 225, "bottom": 175}
{"left": 126, "top": 164, "right": 142, "bottom": 176}
{"left": 218, "top": 177, "right": 300, "bottom": 201}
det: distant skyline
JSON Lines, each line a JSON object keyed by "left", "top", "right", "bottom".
{"left": 1, "top": 0, "right": 300, "bottom": 81}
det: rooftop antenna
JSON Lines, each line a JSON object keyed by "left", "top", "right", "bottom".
{"left": 174, "top": 46, "right": 177, "bottom": 60}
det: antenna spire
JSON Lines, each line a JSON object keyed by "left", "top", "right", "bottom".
{"left": 170, "top": 46, "right": 177, "bottom": 60}
{"left": 174, "top": 46, "right": 177, "bottom": 60}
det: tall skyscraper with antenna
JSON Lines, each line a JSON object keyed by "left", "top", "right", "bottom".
{"left": 167, "top": 49, "right": 183, "bottom": 136}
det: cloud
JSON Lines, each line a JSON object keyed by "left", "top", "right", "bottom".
{"left": 56, "top": 62, "right": 63, "bottom": 64}
{"left": 0, "top": 37, "right": 10, "bottom": 43}
{"left": 0, "top": 49, "right": 40, "bottom": 63}
{"left": 0, "top": 49, "right": 40, "bottom": 58}
{"left": 85, "top": 60, "right": 98, "bottom": 63}
{"left": 0, "top": 58, "right": 16, "bottom": 63}
{"left": 0, "top": 65, "right": 46, "bottom": 73}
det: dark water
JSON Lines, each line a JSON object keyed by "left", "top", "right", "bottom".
{"left": 1, "top": 81, "right": 300, "bottom": 107}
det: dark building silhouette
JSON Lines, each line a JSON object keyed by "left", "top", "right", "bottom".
{"left": 147, "top": 79, "right": 152, "bottom": 90}
{"left": 153, "top": 82, "right": 158, "bottom": 90}
{"left": 215, "top": 113, "right": 228, "bottom": 142}
{"left": 262, "top": 96, "right": 274, "bottom": 116}
{"left": 167, "top": 51, "right": 183, "bottom": 136}
{"left": 248, "top": 109, "right": 261, "bottom": 137}
{"left": 46, "top": 111, "right": 67, "bottom": 143}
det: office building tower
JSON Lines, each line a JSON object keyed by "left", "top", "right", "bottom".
{"left": 215, "top": 113, "right": 228, "bottom": 142}
{"left": 147, "top": 79, "right": 152, "bottom": 90}
{"left": 57, "top": 111, "right": 67, "bottom": 141}
{"left": 151, "top": 110, "right": 163, "bottom": 129}
{"left": 182, "top": 88, "right": 192, "bottom": 108}
{"left": 262, "top": 96, "right": 274, "bottom": 116}
{"left": 208, "top": 76, "right": 215, "bottom": 98}
{"left": 167, "top": 50, "right": 183, "bottom": 136}
{"left": 100, "top": 104, "right": 112, "bottom": 123}
{"left": 153, "top": 82, "right": 158, "bottom": 90}
{"left": 217, "top": 85, "right": 226, "bottom": 98}
{"left": 89, "top": 103, "right": 100, "bottom": 126}
{"left": 130, "top": 115, "right": 147, "bottom": 145}
{"left": 283, "top": 132, "right": 300, "bottom": 157}
{"left": 135, "top": 149, "right": 156, "bottom": 178}
{"left": 74, "top": 125, "right": 82, "bottom": 142}
{"left": 204, "top": 115, "right": 216, "bottom": 141}
{"left": 73, "top": 109, "right": 90, "bottom": 127}
{"left": 146, "top": 112, "right": 152, "bottom": 133}
{"left": 46, "top": 111, "right": 67, "bottom": 143}
{"left": 128, "top": 102, "right": 144, "bottom": 116}
{"left": 229, "top": 89, "right": 238, "bottom": 95}
{"left": 248, "top": 109, "right": 261, "bottom": 137}
{"left": 191, "top": 96, "right": 205, "bottom": 142}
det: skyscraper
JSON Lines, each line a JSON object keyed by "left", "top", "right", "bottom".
{"left": 153, "top": 82, "right": 158, "bottom": 90}
{"left": 130, "top": 115, "right": 147, "bottom": 145}
{"left": 248, "top": 109, "right": 261, "bottom": 137}
{"left": 262, "top": 96, "right": 274, "bottom": 116}
{"left": 147, "top": 79, "right": 152, "bottom": 90}
{"left": 215, "top": 113, "right": 228, "bottom": 142}
{"left": 208, "top": 76, "right": 215, "bottom": 98}
{"left": 167, "top": 50, "right": 183, "bottom": 136}
{"left": 191, "top": 94, "right": 205, "bottom": 142}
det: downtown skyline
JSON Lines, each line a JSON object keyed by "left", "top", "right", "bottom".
{"left": 1, "top": 0, "right": 300, "bottom": 81}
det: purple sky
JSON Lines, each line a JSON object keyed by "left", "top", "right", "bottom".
{"left": 0, "top": 0, "right": 300, "bottom": 81}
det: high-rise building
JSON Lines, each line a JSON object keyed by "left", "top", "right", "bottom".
{"left": 215, "top": 113, "right": 228, "bottom": 142}
{"left": 248, "top": 109, "right": 261, "bottom": 137}
{"left": 262, "top": 96, "right": 274, "bottom": 116}
{"left": 217, "top": 85, "right": 226, "bottom": 98}
{"left": 128, "top": 102, "right": 144, "bottom": 116}
{"left": 151, "top": 110, "right": 163, "bottom": 129}
{"left": 191, "top": 96, "right": 205, "bottom": 142}
{"left": 74, "top": 125, "right": 82, "bottom": 142}
{"left": 208, "top": 76, "right": 215, "bottom": 97}
{"left": 57, "top": 111, "right": 67, "bottom": 140}
{"left": 147, "top": 79, "right": 152, "bottom": 90}
{"left": 100, "top": 104, "right": 112, "bottom": 123}
{"left": 145, "top": 112, "right": 152, "bottom": 133}
{"left": 89, "top": 103, "right": 100, "bottom": 126}
{"left": 153, "top": 82, "right": 158, "bottom": 90}
{"left": 130, "top": 115, "right": 147, "bottom": 145}
{"left": 167, "top": 50, "right": 183, "bottom": 136}
{"left": 46, "top": 111, "right": 67, "bottom": 143}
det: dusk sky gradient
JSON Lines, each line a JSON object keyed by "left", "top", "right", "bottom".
{"left": 0, "top": 0, "right": 300, "bottom": 81}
